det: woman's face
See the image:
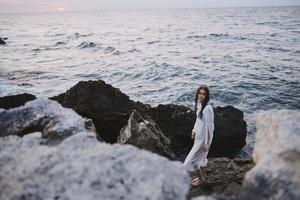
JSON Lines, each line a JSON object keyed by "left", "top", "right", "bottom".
{"left": 197, "top": 89, "right": 206, "bottom": 103}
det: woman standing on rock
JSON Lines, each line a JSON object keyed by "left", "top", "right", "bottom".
{"left": 183, "top": 85, "right": 214, "bottom": 187}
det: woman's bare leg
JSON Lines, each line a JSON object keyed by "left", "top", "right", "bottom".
{"left": 192, "top": 168, "right": 204, "bottom": 186}
{"left": 193, "top": 168, "right": 204, "bottom": 182}
{"left": 200, "top": 167, "right": 206, "bottom": 180}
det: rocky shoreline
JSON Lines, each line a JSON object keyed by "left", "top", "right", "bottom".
{"left": 0, "top": 80, "right": 299, "bottom": 199}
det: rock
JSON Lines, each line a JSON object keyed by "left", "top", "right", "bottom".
{"left": 51, "top": 80, "right": 246, "bottom": 157}
{"left": 223, "top": 182, "right": 242, "bottom": 196}
{"left": 192, "top": 196, "right": 228, "bottom": 200}
{"left": 187, "top": 157, "right": 254, "bottom": 199}
{"left": 211, "top": 106, "right": 247, "bottom": 157}
{"left": 118, "top": 110, "right": 176, "bottom": 160}
{"left": 148, "top": 105, "right": 247, "bottom": 157}
{"left": 0, "top": 98, "right": 85, "bottom": 144}
{"left": 0, "top": 37, "right": 6, "bottom": 45}
{"left": 0, "top": 93, "right": 36, "bottom": 109}
{"left": 0, "top": 132, "right": 190, "bottom": 200}
{"left": 239, "top": 110, "right": 300, "bottom": 200}
{"left": 84, "top": 117, "right": 104, "bottom": 141}
{"left": 147, "top": 104, "right": 195, "bottom": 150}
{"left": 50, "top": 80, "right": 147, "bottom": 143}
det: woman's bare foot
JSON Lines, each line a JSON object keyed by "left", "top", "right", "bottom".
{"left": 191, "top": 178, "right": 202, "bottom": 187}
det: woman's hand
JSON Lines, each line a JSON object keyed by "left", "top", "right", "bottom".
{"left": 203, "top": 144, "right": 209, "bottom": 151}
{"left": 191, "top": 131, "right": 196, "bottom": 139}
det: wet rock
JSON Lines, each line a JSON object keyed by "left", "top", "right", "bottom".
{"left": 0, "top": 37, "right": 6, "bottom": 45}
{"left": 84, "top": 118, "right": 104, "bottom": 141}
{"left": 147, "top": 104, "right": 195, "bottom": 150}
{"left": 212, "top": 106, "right": 247, "bottom": 157}
{"left": 0, "top": 93, "right": 36, "bottom": 109}
{"left": 0, "top": 98, "right": 85, "bottom": 144}
{"left": 148, "top": 105, "right": 247, "bottom": 157}
{"left": 0, "top": 132, "right": 190, "bottom": 200}
{"left": 51, "top": 80, "right": 246, "bottom": 157}
{"left": 118, "top": 110, "right": 176, "bottom": 160}
{"left": 187, "top": 157, "right": 254, "bottom": 199}
{"left": 50, "top": 80, "right": 147, "bottom": 143}
{"left": 239, "top": 110, "right": 300, "bottom": 200}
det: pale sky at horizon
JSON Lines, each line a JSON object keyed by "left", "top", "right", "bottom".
{"left": 0, "top": 0, "right": 299, "bottom": 13}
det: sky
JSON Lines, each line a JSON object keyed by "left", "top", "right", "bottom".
{"left": 0, "top": 0, "right": 299, "bottom": 13}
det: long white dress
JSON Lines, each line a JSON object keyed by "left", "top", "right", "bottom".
{"left": 183, "top": 102, "right": 214, "bottom": 172}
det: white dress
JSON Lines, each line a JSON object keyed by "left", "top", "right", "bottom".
{"left": 183, "top": 103, "right": 214, "bottom": 171}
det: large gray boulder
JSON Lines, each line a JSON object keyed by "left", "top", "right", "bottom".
{"left": 0, "top": 98, "right": 85, "bottom": 144}
{"left": 0, "top": 132, "right": 190, "bottom": 200}
{"left": 118, "top": 110, "right": 176, "bottom": 160}
{"left": 192, "top": 110, "right": 300, "bottom": 200}
{"left": 239, "top": 110, "right": 300, "bottom": 200}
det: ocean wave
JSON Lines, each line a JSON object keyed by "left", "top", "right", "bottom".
{"left": 0, "top": 83, "right": 28, "bottom": 97}
{"left": 147, "top": 40, "right": 160, "bottom": 44}
{"left": 187, "top": 35, "right": 203, "bottom": 39}
{"left": 267, "top": 47, "right": 290, "bottom": 52}
{"left": 257, "top": 21, "right": 280, "bottom": 25}
{"left": 104, "top": 46, "right": 115, "bottom": 53}
{"left": 77, "top": 41, "right": 97, "bottom": 49}
{"left": 186, "top": 34, "right": 250, "bottom": 41}
{"left": 209, "top": 33, "right": 229, "bottom": 37}
{"left": 69, "top": 32, "right": 94, "bottom": 39}
{"left": 55, "top": 41, "right": 67, "bottom": 46}
{"left": 128, "top": 48, "right": 141, "bottom": 53}
{"left": 44, "top": 33, "right": 65, "bottom": 37}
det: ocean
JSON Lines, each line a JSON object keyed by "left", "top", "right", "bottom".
{"left": 1, "top": 6, "right": 300, "bottom": 156}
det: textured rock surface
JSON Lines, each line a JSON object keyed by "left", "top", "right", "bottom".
{"left": 118, "top": 110, "right": 176, "bottom": 160}
{"left": 51, "top": 80, "right": 247, "bottom": 157}
{"left": 148, "top": 105, "right": 247, "bottom": 157}
{"left": 0, "top": 93, "right": 36, "bottom": 109}
{"left": 0, "top": 98, "right": 85, "bottom": 143}
{"left": 0, "top": 37, "right": 6, "bottom": 45}
{"left": 0, "top": 133, "right": 190, "bottom": 200}
{"left": 239, "top": 110, "right": 300, "bottom": 200}
{"left": 191, "top": 110, "right": 300, "bottom": 200}
{"left": 50, "top": 80, "right": 147, "bottom": 143}
{"left": 187, "top": 158, "right": 254, "bottom": 199}
{"left": 211, "top": 106, "right": 247, "bottom": 157}
{"left": 147, "top": 104, "right": 195, "bottom": 150}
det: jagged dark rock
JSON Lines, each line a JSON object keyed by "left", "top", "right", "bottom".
{"left": 0, "top": 93, "right": 36, "bottom": 109}
{"left": 148, "top": 104, "right": 247, "bottom": 157}
{"left": 50, "top": 80, "right": 148, "bottom": 143}
{"left": 118, "top": 110, "right": 176, "bottom": 160}
{"left": 211, "top": 106, "right": 247, "bottom": 157}
{"left": 0, "top": 37, "right": 6, "bottom": 45}
{"left": 147, "top": 104, "right": 195, "bottom": 150}
{"left": 50, "top": 80, "right": 247, "bottom": 157}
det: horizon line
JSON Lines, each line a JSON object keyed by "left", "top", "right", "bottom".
{"left": 0, "top": 4, "right": 299, "bottom": 14}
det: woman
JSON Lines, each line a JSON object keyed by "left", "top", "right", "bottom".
{"left": 183, "top": 85, "right": 214, "bottom": 187}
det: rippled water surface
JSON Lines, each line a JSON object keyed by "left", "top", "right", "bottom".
{"left": 1, "top": 7, "right": 300, "bottom": 155}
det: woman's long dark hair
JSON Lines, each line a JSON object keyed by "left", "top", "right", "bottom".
{"left": 194, "top": 85, "right": 210, "bottom": 119}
